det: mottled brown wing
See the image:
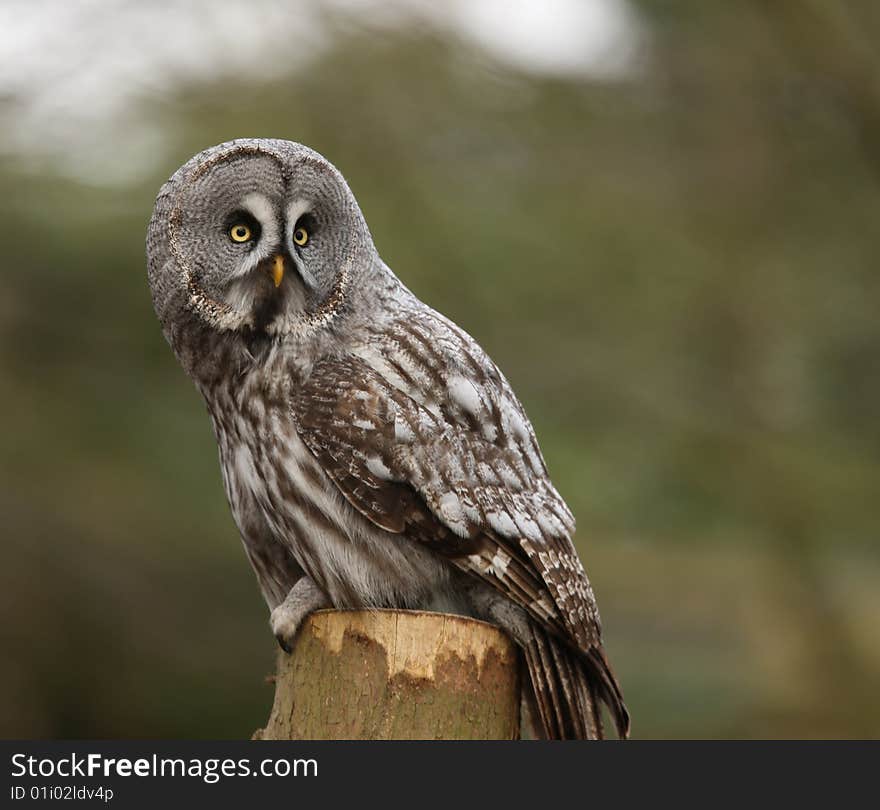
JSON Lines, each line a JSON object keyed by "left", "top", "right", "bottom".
{"left": 289, "top": 352, "right": 600, "bottom": 652}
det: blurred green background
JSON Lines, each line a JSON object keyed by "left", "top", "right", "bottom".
{"left": 1, "top": 0, "right": 878, "bottom": 739}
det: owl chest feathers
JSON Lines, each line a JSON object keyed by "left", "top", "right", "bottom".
{"left": 206, "top": 349, "right": 461, "bottom": 613}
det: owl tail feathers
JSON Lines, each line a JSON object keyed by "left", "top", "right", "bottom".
{"left": 522, "top": 627, "right": 630, "bottom": 740}
{"left": 588, "top": 645, "right": 631, "bottom": 739}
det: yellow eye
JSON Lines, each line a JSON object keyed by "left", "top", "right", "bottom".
{"left": 293, "top": 226, "right": 309, "bottom": 246}
{"left": 229, "top": 223, "right": 252, "bottom": 243}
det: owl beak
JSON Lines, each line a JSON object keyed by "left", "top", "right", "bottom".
{"left": 270, "top": 254, "right": 285, "bottom": 288}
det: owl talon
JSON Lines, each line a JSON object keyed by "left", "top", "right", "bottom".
{"left": 269, "top": 576, "right": 330, "bottom": 654}
{"left": 270, "top": 611, "right": 303, "bottom": 653}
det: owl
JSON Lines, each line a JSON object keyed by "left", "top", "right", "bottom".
{"left": 146, "top": 139, "right": 628, "bottom": 739}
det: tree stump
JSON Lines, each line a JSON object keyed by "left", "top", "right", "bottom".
{"left": 253, "top": 609, "right": 520, "bottom": 740}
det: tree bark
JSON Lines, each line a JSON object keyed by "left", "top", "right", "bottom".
{"left": 253, "top": 609, "right": 520, "bottom": 740}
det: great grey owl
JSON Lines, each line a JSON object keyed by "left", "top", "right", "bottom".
{"left": 146, "top": 139, "right": 628, "bottom": 739}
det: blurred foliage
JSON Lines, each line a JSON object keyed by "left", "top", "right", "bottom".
{"left": 1, "top": 1, "right": 879, "bottom": 738}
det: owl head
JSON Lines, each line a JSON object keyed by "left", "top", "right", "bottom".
{"left": 147, "top": 139, "right": 376, "bottom": 343}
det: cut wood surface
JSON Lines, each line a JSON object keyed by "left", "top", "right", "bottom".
{"left": 254, "top": 609, "right": 520, "bottom": 740}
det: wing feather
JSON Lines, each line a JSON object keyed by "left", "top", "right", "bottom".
{"left": 291, "top": 352, "right": 596, "bottom": 646}
{"left": 289, "top": 327, "right": 628, "bottom": 737}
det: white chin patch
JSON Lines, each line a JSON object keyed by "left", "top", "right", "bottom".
{"left": 223, "top": 275, "right": 265, "bottom": 318}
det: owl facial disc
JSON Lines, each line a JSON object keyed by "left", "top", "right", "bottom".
{"left": 151, "top": 140, "right": 372, "bottom": 338}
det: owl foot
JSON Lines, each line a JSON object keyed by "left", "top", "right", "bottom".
{"left": 270, "top": 576, "right": 330, "bottom": 653}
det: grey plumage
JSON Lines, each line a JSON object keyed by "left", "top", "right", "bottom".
{"left": 146, "top": 138, "right": 629, "bottom": 739}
